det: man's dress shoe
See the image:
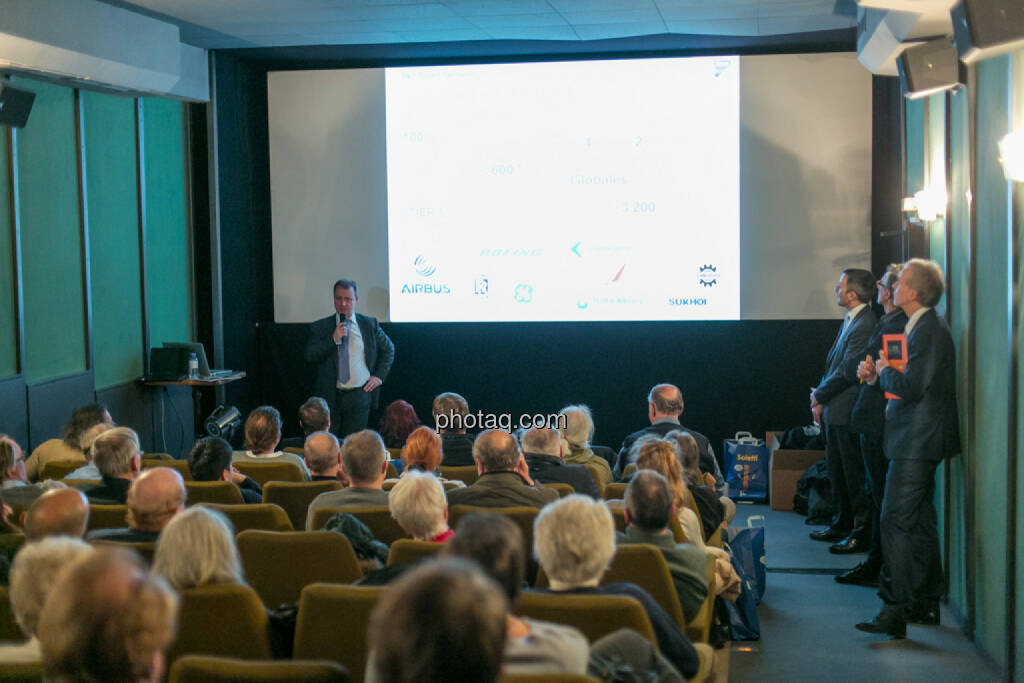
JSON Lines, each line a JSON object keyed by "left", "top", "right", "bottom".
{"left": 809, "top": 527, "right": 847, "bottom": 542}
{"left": 855, "top": 609, "right": 906, "bottom": 638}
{"left": 829, "top": 536, "right": 868, "bottom": 554}
{"left": 907, "top": 601, "right": 940, "bottom": 625}
{"left": 835, "top": 562, "right": 879, "bottom": 587}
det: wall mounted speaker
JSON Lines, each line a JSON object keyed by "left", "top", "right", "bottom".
{"left": 952, "top": 0, "right": 1024, "bottom": 64}
{"left": 0, "top": 81, "right": 35, "bottom": 128}
{"left": 897, "top": 38, "right": 964, "bottom": 100}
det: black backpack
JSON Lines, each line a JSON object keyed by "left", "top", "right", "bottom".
{"left": 793, "top": 460, "right": 832, "bottom": 523}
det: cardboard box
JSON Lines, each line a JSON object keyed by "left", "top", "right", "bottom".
{"left": 766, "top": 431, "right": 825, "bottom": 511}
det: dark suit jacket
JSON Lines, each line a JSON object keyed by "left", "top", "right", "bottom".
{"left": 523, "top": 453, "right": 601, "bottom": 499}
{"left": 615, "top": 421, "right": 716, "bottom": 482}
{"left": 879, "top": 309, "right": 960, "bottom": 461}
{"left": 305, "top": 313, "right": 395, "bottom": 408}
{"left": 445, "top": 471, "right": 558, "bottom": 508}
{"left": 83, "top": 476, "right": 132, "bottom": 504}
{"left": 848, "top": 309, "right": 908, "bottom": 437}
{"left": 814, "top": 305, "right": 877, "bottom": 425}
{"left": 439, "top": 433, "right": 475, "bottom": 467}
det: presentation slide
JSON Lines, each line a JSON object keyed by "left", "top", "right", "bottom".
{"left": 384, "top": 57, "right": 739, "bottom": 322}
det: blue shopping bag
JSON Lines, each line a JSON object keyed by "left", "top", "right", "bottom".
{"left": 723, "top": 431, "right": 769, "bottom": 501}
{"left": 724, "top": 516, "right": 766, "bottom": 640}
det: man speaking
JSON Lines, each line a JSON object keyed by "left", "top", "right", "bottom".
{"left": 305, "top": 279, "right": 394, "bottom": 438}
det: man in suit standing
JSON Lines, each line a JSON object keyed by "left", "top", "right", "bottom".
{"left": 855, "top": 259, "right": 959, "bottom": 638}
{"left": 809, "top": 269, "right": 877, "bottom": 553}
{"left": 305, "top": 279, "right": 395, "bottom": 438}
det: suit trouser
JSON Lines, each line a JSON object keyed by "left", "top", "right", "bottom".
{"left": 825, "top": 423, "right": 870, "bottom": 535}
{"left": 859, "top": 432, "right": 889, "bottom": 570}
{"left": 878, "top": 458, "right": 944, "bottom": 609}
{"left": 329, "top": 385, "right": 372, "bottom": 438}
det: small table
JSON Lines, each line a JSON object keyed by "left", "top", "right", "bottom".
{"left": 142, "top": 372, "right": 246, "bottom": 439}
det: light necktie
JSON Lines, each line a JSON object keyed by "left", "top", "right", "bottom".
{"left": 337, "top": 320, "right": 350, "bottom": 384}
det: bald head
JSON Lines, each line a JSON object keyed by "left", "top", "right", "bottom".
{"left": 24, "top": 488, "right": 90, "bottom": 541}
{"left": 648, "top": 383, "right": 684, "bottom": 420}
{"left": 304, "top": 431, "right": 340, "bottom": 476}
{"left": 126, "top": 467, "right": 186, "bottom": 532}
{"left": 472, "top": 430, "right": 521, "bottom": 473}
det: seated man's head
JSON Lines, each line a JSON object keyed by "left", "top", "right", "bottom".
{"left": 446, "top": 512, "right": 524, "bottom": 604}
{"left": 401, "top": 426, "right": 442, "bottom": 473}
{"left": 647, "top": 384, "right": 684, "bottom": 423}
{"left": 37, "top": 547, "right": 178, "bottom": 683}
{"left": 188, "top": 437, "right": 236, "bottom": 483}
{"left": 153, "top": 506, "right": 243, "bottom": 592}
{"left": 520, "top": 427, "right": 562, "bottom": 459}
{"left": 557, "top": 405, "right": 593, "bottom": 451}
{"left": 298, "top": 396, "right": 330, "bottom": 436}
{"left": 24, "top": 488, "right": 91, "bottom": 541}
{"left": 388, "top": 470, "right": 449, "bottom": 541}
{"left": 126, "top": 468, "right": 186, "bottom": 533}
{"left": 10, "top": 537, "right": 94, "bottom": 640}
{"left": 62, "top": 403, "right": 113, "bottom": 451}
{"left": 0, "top": 434, "right": 26, "bottom": 484}
{"left": 432, "top": 392, "right": 469, "bottom": 434}
{"left": 472, "top": 430, "right": 522, "bottom": 475}
{"left": 91, "top": 427, "right": 143, "bottom": 480}
{"left": 369, "top": 558, "right": 507, "bottom": 683}
{"left": 244, "top": 406, "right": 282, "bottom": 455}
{"left": 340, "top": 430, "right": 388, "bottom": 488}
{"left": 534, "top": 495, "right": 615, "bottom": 591}
{"left": 625, "top": 470, "right": 675, "bottom": 533}
{"left": 304, "top": 431, "right": 341, "bottom": 478}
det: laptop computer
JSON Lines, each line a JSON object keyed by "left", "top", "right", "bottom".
{"left": 162, "top": 342, "right": 234, "bottom": 379}
{"left": 146, "top": 347, "right": 188, "bottom": 382}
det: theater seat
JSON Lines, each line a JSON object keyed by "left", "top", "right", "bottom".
{"left": 500, "top": 676, "right": 600, "bottom": 683}
{"left": 602, "top": 483, "right": 627, "bottom": 500}
{"left": 601, "top": 544, "right": 686, "bottom": 629}
{"left": 0, "top": 586, "right": 23, "bottom": 641}
{"left": 39, "top": 460, "right": 85, "bottom": 480}
{"left": 237, "top": 530, "right": 362, "bottom": 608}
{"left": 294, "top": 584, "right": 383, "bottom": 682}
{"left": 91, "top": 540, "right": 156, "bottom": 565}
{"left": 517, "top": 592, "right": 656, "bottom": 646}
{"left": 386, "top": 538, "right": 444, "bottom": 566}
{"left": 263, "top": 481, "right": 342, "bottom": 530}
{"left": 438, "top": 465, "right": 478, "bottom": 485}
{"left": 185, "top": 481, "right": 244, "bottom": 506}
{"left": 86, "top": 504, "right": 128, "bottom": 532}
{"left": 0, "top": 661, "right": 42, "bottom": 682}
{"left": 233, "top": 461, "right": 305, "bottom": 487}
{"left": 686, "top": 554, "right": 717, "bottom": 643}
{"left": 542, "top": 482, "right": 574, "bottom": 498}
{"left": 198, "top": 503, "right": 293, "bottom": 533}
{"left": 142, "top": 459, "right": 191, "bottom": 480}
{"left": 166, "top": 583, "right": 271, "bottom": 667}
{"left": 169, "top": 655, "right": 350, "bottom": 683}
{"left": 309, "top": 505, "right": 409, "bottom": 545}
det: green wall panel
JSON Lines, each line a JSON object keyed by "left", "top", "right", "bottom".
{"left": 905, "top": 97, "right": 926, "bottom": 194}
{"left": 0, "top": 132, "right": 16, "bottom": 378}
{"left": 82, "top": 91, "right": 143, "bottom": 389}
{"left": 141, "top": 98, "right": 192, "bottom": 347}
{"left": 1013, "top": 50, "right": 1024, "bottom": 683}
{"left": 926, "top": 94, "right": 947, "bottom": 297}
{"left": 973, "top": 55, "right": 1011, "bottom": 664}
{"left": 946, "top": 86, "right": 970, "bottom": 618}
{"left": 16, "top": 79, "right": 86, "bottom": 383}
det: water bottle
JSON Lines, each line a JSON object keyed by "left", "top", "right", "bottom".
{"left": 188, "top": 353, "right": 199, "bottom": 379}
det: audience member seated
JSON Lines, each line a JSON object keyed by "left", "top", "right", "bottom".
{"left": 232, "top": 406, "right": 311, "bottom": 480}
{"left": 445, "top": 430, "right": 558, "bottom": 509}
{"left": 367, "top": 558, "right": 508, "bottom": 683}
{"left": 279, "top": 396, "right": 331, "bottom": 450}
{"left": 619, "top": 471, "right": 709, "bottom": 622}
{"left": 636, "top": 440, "right": 726, "bottom": 561}
{"left": 86, "top": 467, "right": 186, "bottom": 543}
{"left": 84, "top": 427, "right": 143, "bottom": 504}
{"left": 388, "top": 471, "right": 453, "bottom": 543}
{"left": 393, "top": 427, "right": 464, "bottom": 488}
{"left": 153, "top": 506, "right": 245, "bottom": 591}
{"left": 189, "top": 437, "right": 263, "bottom": 503}
{"left": 378, "top": 399, "right": 421, "bottom": 450}
{"left": 305, "top": 430, "right": 390, "bottom": 530}
{"left": 557, "top": 405, "right": 612, "bottom": 488}
{"left": 432, "top": 392, "right": 475, "bottom": 467}
{"left": 304, "top": 431, "right": 343, "bottom": 483}
{"left": 615, "top": 385, "right": 723, "bottom": 491}
{"left": 664, "top": 430, "right": 733, "bottom": 536}
{"left": 65, "top": 422, "right": 114, "bottom": 480}
{"left": 24, "top": 488, "right": 90, "bottom": 541}
{"left": 521, "top": 427, "right": 601, "bottom": 499}
{"left": 445, "top": 511, "right": 589, "bottom": 676}
{"left": 0, "top": 435, "right": 47, "bottom": 509}
{"left": 25, "top": 403, "right": 112, "bottom": 482}
{"left": 533, "top": 495, "right": 699, "bottom": 679}
{"left": 36, "top": 546, "right": 178, "bottom": 683}
{"left": 1, "top": 537, "right": 94, "bottom": 663}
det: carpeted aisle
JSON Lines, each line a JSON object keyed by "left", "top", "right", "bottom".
{"left": 724, "top": 503, "right": 999, "bottom": 683}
